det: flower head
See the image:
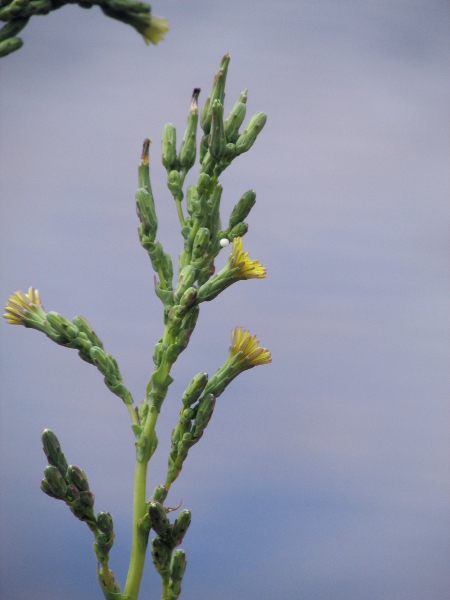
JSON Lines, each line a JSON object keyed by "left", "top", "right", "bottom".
{"left": 140, "top": 15, "right": 170, "bottom": 45}
{"left": 229, "top": 237, "right": 266, "bottom": 279}
{"left": 229, "top": 326, "right": 271, "bottom": 370}
{"left": 4, "top": 287, "right": 45, "bottom": 327}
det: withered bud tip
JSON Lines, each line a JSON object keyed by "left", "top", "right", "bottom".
{"left": 191, "top": 88, "right": 201, "bottom": 110}
{"left": 141, "top": 138, "right": 151, "bottom": 163}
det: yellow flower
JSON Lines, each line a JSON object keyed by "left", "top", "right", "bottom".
{"left": 141, "top": 15, "right": 170, "bottom": 45}
{"left": 3, "top": 287, "right": 44, "bottom": 326}
{"left": 229, "top": 237, "right": 266, "bottom": 279}
{"left": 229, "top": 326, "right": 271, "bottom": 370}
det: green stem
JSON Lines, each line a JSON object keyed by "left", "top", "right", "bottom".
{"left": 161, "top": 577, "right": 170, "bottom": 600}
{"left": 127, "top": 403, "right": 140, "bottom": 428}
{"left": 101, "top": 561, "right": 114, "bottom": 591}
{"left": 175, "top": 199, "right": 186, "bottom": 228}
{"left": 123, "top": 406, "right": 158, "bottom": 599}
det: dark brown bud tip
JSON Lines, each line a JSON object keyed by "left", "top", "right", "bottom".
{"left": 141, "top": 139, "right": 151, "bottom": 164}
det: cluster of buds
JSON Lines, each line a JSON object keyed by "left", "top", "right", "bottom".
{"left": 3, "top": 288, "right": 133, "bottom": 406}
{"left": 0, "top": 0, "right": 169, "bottom": 58}
{"left": 166, "top": 327, "right": 270, "bottom": 486}
{"left": 148, "top": 504, "right": 190, "bottom": 600}
{"left": 41, "top": 429, "right": 97, "bottom": 530}
{"left": 41, "top": 430, "right": 121, "bottom": 593}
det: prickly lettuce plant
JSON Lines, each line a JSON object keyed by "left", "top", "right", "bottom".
{"left": 4, "top": 55, "right": 271, "bottom": 600}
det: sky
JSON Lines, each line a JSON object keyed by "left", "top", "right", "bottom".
{"left": 0, "top": 1, "right": 449, "bottom": 599}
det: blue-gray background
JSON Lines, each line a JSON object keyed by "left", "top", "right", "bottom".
{"left": 1, "top": 2, "right": 449, "bottom": 599}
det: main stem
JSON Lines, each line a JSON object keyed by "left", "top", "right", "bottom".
{"left": 123, "top": 408, "right": 158, "bottom": 599}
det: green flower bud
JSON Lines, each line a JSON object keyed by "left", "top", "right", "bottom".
{"left": 165, "top": 342, "right": 184, "bottom": 363}
{"left": 72, "top": 316, "right": 103, "bottom": 349}
{"left": 151, "top": 485, "right": 168, "bottom": 504}
{"left": 179, "top": 88, "right": 200, "bottom": 171}
{"left": 171, "top": 510, "right": 191, "bottom": 546}
{"left": 207, "top": 183, "right": 222, "bottom": 241}
{"left": 79, "top": 490, "right": 95, "bottom": 510}
{"left": 46, "top": 312, "right": 79, "bottom": 340}
{"left": 148, "top": 501, "right": 171, "bottom": 537}
{"left": 67, "top": 465, "right": 90, "bottom": 492}
{"left": 0, "top": 36, "right": 23, "bottom": 59}
{"left": 167, "top": 170, "right": 183, "bottom": 202}
{"left": 89, "top": 346, "right": 116, "bottom": 377}
{"left": 199, "top": 150, "right": 215, "bottom": 176}
{"left": 170, "top": 548, "right": 187, "bottom": 582}
{"left": 192, "top": 393, "right": 215, "bottom": 438}
{"left": 174, "top": 265, "right": 197, "bottom": 301}
{"left": 200, "top": 54, "right": 230, "bottom": 134}
{"left": 44, "top": 465, "right": 67, "bottom": 499}
{"left": 229, "top": 190, "right": 256, "bottom": 229}
{"left": 41, "top": 429, "right": 68, "bottom": 475}
{"left": 186, "top": 184, "right": 200, "bottom": 218}
{"left": 224, "top": 88, "right": 248, "bottom": 142}
{"left": 177, "top": 432, "right": 194, "bottom": 459}
{"left": 208, "top": 100, "right": 227, "bottom": 161}
{"left": 0, "top": 19, "right": 28, "bottom": 44}
{"left": 65, "top": 483, "right": 80, "bottom": 503}
{"left": 153, "top": 342, "right": 167, "bottom": 366}
{"left": 136, "top": 187, "right": 157, "bottom": 240}
{"left": 179, "top": 287, "right": 198, "bottom": 308}
{"left": 97, "top": 511, "right": 114, "bottom": 535}
{"left": 192, "top": 227, "right": 210, "bottom": 259}
{"left": 94, "top": 531, "right": 114, "bottom": 561}
{"left": 182, "top": 372, "right": 208, "bottom": 407}
{"left": 162, "top": 124, "right": 178, "bottom": 171}
{"left": 151, "top": 536, "right": 172, "bottom": 577}
{"left": 235, "top": 112, "right": 267, "bottom": 155}
{"left": 40, "top": 478, "right": 60, "bottom": 499}
{"left": 138, "top": 138, "right": 152, "bottom": 191}
{"left": 230, "top": 221, "right": 249, "bottom": 239}
{"left": 196, "top": 173, "right": 210, "bottom": 196}
{"left": 177, "top": 307, "right": 199, "bottom": 350}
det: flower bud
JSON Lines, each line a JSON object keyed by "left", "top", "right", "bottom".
{"left": 192, "top": 227, "right": 210, "bottom": 259}
{"left": 153, "top": 342, "right": 167, "bottom": 366}
{"left": 151, "top": 536, "right": 172, "bottom": 576}
{"left": 208, "top": 100, "right": 227, "bottom": 161}
{"left": 192, "top": 393, "right": 215, "bottom": 438}
{"left": 148, "top": 501, "right": 171, "bottom": 537}
{"left": 200, "top": 54, "right": 230, "bottom": 134}
{"left": 136, "top": 187, "right": 157, "bottom": 239}
{"left": 224, "top": 88, "right": 248, "bottom": 142}
{"left": 171, "top": 510, "right": 191, "bottom": 546}
{"left": 230, "top": 221, "right": 249, "bottom": 239}
{"left": 167, "top": 170, "right": 183, "bottom": 202}
{"left": 179, "top": 88, "right": 200, "bottom": 171}
{"left": 162, "top": 124, "right": 178, "bottom": 171}
{"left": 179, "top": 287, "right": 198, "bottom": 308}
{"left": 72, "top": 316, "right": 103, "bottom": 349}
{"left": 41, "top": 429, "right": 68, "bottom": 475}
{"left": 228, "top": 190, "right": 256, "bottom": 229}
{"left": 170, "top": 549, "right": 187, "bottom": 583}
{"left": 97, "top": 511, "right": 114, "bottom": 535}
{"left": 174, "top": 265, "right": 197, "bottom": 301}
{"left": 196, "top": 173, "right": 210, "bottom": 196}
{"left": 151, "top": 485, "right": 168, "bottom": 504}
{"left": 46, "top": 312, "right": 79, "bottom": 340}
{"left": 182, "top": 372, "right": 208, "bottom": 407}
{"left": 235, "top": 112, "right": 267, "bottom": 155}
{"left": 44, "top": 465, "right": 67, "bottom": 499}
{"left": 67, "top": 465, "right": 90, "bottom": 492}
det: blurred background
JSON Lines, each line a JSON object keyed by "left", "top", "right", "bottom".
{"left": 1, "top": 1, "right": 449, "bottom": 599}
